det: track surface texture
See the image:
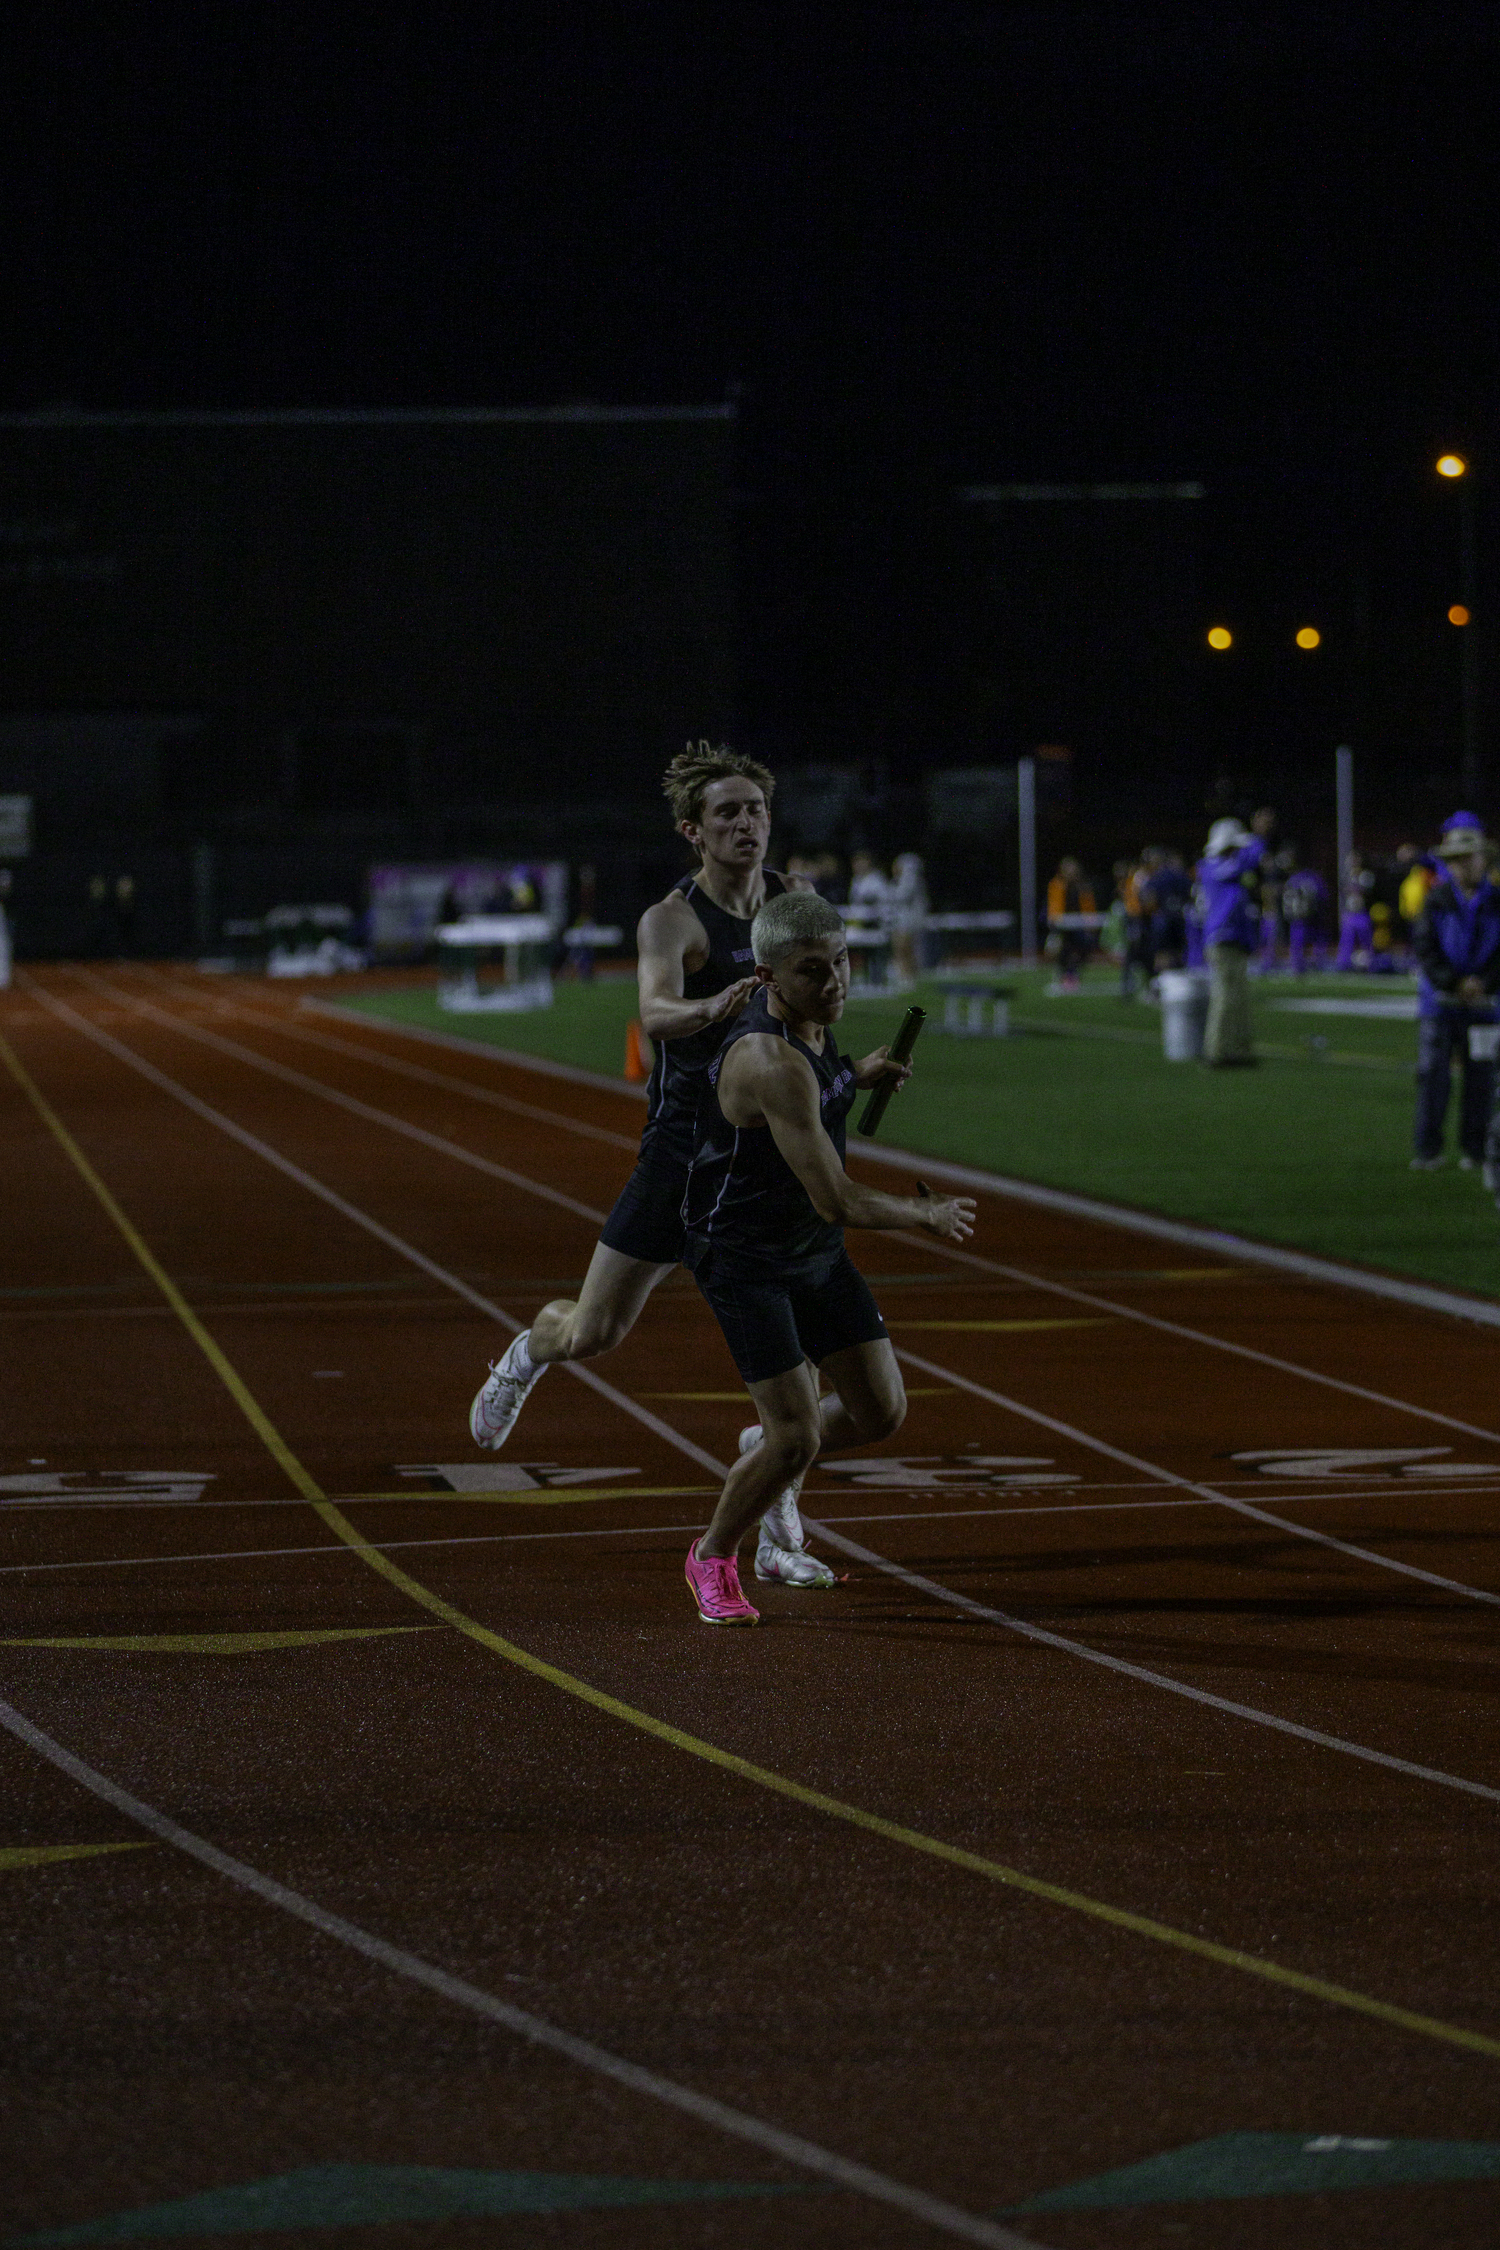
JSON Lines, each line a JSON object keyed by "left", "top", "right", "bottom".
{"left": 3, "top": 964, "right": 1500, "bottom": 2250}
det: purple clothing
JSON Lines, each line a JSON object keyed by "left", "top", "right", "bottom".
{"left": 1194, "top": 841, "right": 1266, "bottom": 950}
{"left": 1335, "top": 911, "right": 1373, "bottom": 970}
{"left": 1413, "top": 873, "right": 1500, "bottom": 1021}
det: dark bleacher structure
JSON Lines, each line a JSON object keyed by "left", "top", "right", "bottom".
{"left": 0, "top": 405, "right": 736, "bottom": 956}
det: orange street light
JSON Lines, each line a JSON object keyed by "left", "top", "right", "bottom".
{"left": 1437, "top": 453, "right": 1468, "bottom": 478}
{"left": 1206, "top": 625, "right": 1233, "bottom": 650}
{"left": 1450, "top": 604, "right": 1472, "bottom": 626}
{"left": 1295, "top": 626, "right": 1321, "bottom": 649}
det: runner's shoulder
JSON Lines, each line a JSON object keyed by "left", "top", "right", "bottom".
{"left": 637, "top": 886, "right": 708, "bottom": 960}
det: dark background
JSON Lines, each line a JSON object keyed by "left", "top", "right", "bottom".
{"left": 2, "top": 3, "right": 1497, "bottom": 948}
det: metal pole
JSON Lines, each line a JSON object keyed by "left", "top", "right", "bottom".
{"left": 1017, "top": 756, "right": 1037, "bottom": 966}
{"left": 1335, "top": 744, "right": 1354, "bottom": 882}
{"left": 1460, "top": 480, "right": 1480, "bottom": 795}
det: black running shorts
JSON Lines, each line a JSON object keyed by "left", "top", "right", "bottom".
{"left": 688, "top": 1245, "right": 888, "bottom": 1385}
{"left": 599, "top": 1148, "right": 690, "bottom": 1267}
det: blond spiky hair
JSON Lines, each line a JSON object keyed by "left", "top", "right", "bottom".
{"left": 661, "top": 740, "right": 776, "bottom": 827}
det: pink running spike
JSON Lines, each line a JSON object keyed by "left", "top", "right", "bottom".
{"left": 684, "top": 1538, "right": 760, "bottom": 1625}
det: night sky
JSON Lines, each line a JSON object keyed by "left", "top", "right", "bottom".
{"left": 6, "top": 3, "right": 1499, "bottom": 810}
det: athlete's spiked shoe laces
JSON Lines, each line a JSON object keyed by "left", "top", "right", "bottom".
{"left": 469, "top": 1331, "right": 545, "bottom": 1450}
{"left": 684, "top": 1539, "right": 760, "bottom": 1624}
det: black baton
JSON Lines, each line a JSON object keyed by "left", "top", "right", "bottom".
{"left": 856, "top": 1005, "right": 926, "bottom": 1138}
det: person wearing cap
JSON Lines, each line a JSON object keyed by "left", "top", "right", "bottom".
{"left": 1410, "top": 813, "right": 1500, "bottom": 1170}
{"left": 1194, "top": 817, "right": 1268, "bottom": 1065}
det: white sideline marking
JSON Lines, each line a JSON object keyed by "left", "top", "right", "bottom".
{"left": 286, "top": 984, "right": 1500, "bottom": 1332}
{"left": 28, "top": 984, "right": 1500, "bottom": 1801}
{"left": 0, "top": 1697, "right": 1036, "bottom": 2250}
{"left": 854, "top": 1140, "right": 1500, "bottom": 1330}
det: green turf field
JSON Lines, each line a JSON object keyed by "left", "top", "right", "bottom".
{"left": 324, "top": 967, "right": 1500, "bottom": 1300}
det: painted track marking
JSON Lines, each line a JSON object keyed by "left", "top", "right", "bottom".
{"left": 55, "top": 976, "right": 1500, "bottom": 1609}
{"left": 885, "top": 1348, "right": 1500, "bottom": 1609}
{"left": 7, "top": 1033, "right": 1500, "bottom": 2061}
{"left": 0, "top": 1700, "right": 1036, "bottom": 2250}
{"left": 12, "top": 1002, "right": 1500, "bottom": 1803}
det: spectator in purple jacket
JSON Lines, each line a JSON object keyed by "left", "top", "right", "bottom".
{"left": 1195, "top": 817, "right": 1268, "bottom": 1065}
{"left": 1411, "top": 814, "right": 1500, "bottom": 1170}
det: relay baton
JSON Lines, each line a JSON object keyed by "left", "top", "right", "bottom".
{"left": 856, "top": 1004, "right": 926, "bottom": 1138}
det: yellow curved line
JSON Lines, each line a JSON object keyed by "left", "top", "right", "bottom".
{"left": 6, "top": 1028, "right": 1497, "bottom": 2065}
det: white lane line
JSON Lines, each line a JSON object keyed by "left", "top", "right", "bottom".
{"left": 117, "top": 972, "right": 1500, "bottom": 1445}
{"left": 48, "top": 979, "right": 1500, "bottom": 1605}
{"left": 62, "top": 972, "right": 609, "bottom": 1228}
{"left": 889, "top": 1348, "right": 1500, "bottom": 1611}
{"left": 299, "top": 994, "right": 654, "bottom": 1096}
{"left": 0, "top": 1499, "right": 1221, "bottom": 1579}
{"left": 27, "top": 987, "right": 1500, "bottom": 1803}
{"left": 271, "top": 988, "right": 1500, "bottom": 1334}
{"left": 890, "top": 1230, "right": 1500, "bottom": 1449}
{"left": 111, "top": 973, "right": 1500, "bottom": 1483}
{"left": 800, "top": 1515, "right": 1500, "bottom": 1808}
{"left": 25, "top": 984, "right": 721, "bottom": 1481}
{"left": 119, "top": 968, "right": 641, "bottom": 1154}
{"left": 0, "top": 1697, "right": 1035, "bottom": 2250}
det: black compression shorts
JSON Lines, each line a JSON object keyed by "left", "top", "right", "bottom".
{"left": 598, "top": 1149, "right": 689, "bottom": 1267}
{"left": 689, "top": 1246, "right": 888, "bottom": 1385}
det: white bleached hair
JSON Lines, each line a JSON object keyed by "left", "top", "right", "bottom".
{"left": 751, "top": 889, "right": 846, "bottom": 966}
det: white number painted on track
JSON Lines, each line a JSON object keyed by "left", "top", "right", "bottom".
{"left": 0, "top": 1472, "right": 217, "bottom": 1507}
{"left": 399, "top": 1463, "right": 642, "bottom": 1494}
{"left": 1231, "top": 1447, "right": 1500, "bottom": 1480}
{"left": 814, "top": 1455, "right": 1080, "bottom": 1489}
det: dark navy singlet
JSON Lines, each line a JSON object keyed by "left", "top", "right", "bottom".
{"left": 638, "top": 869, "right": 788, "bottom": 1167}
{"left": 683, "top": 984, "right": 858, "bottom": 1281}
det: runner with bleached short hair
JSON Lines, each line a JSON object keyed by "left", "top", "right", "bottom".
{"left": 681, "top": 889, "right": 976, "bottom": 1624}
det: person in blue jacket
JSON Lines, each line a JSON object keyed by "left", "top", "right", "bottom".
{"left": 1195, "top": 818, "right": 1268, "bottom": 1064}
{"left": 1410, "top": 813, "right": 1500, "bottom": 1170}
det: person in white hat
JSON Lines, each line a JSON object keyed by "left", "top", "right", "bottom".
{"left": 1411, "top": 813, "right": 1500, "bottom": 1170}
{"left": 1193, "top": 817, "right": 1268, "bottom": 1064}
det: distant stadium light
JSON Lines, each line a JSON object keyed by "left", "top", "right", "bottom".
{"left": 1436, "top": 454, "right": 1468, "bottom": 478}
{"left": 1206, "top": 625, "right": 1233, "bottom": 650}
{"left": 1295, "top": 626, "right": 1321, "bottom": 649}
{"left": 1450, "top": 604, "right": 1472, "bottom": 626}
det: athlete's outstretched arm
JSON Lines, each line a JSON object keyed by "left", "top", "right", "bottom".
{"left": 729, "top": 1042, "right": 975, "bottom": 1241}
{"left": 635, "top": 896, "right": 756, "bottom": 1042}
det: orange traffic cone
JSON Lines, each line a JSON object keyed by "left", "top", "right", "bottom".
{"left": 624, "top": 1018, "right": 653, "bottom": 1082}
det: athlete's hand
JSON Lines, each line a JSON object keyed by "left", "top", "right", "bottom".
{"left": 853, "top": 1044, "right": 913, "bottom": 1092}
{"left": 916, "top": 1182, "right": 976, "bottom": 1241}
{"left": 707, "top": 977, "right": 759, "bottom": 1023}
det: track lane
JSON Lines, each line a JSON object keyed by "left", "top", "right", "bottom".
{"left": 53, "top": 972, "right": 1500, "bottom": 1615}
{"left": 8, "top": 1003, "right": 1500, "bottom": 2025}
{"left": 8, "top": 985, "right": 1500, "bottom": 2250}
{"left": 16, "top": 991, "right": 1500, "bottom": 1808}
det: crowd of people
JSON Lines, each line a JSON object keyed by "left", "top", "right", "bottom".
{"left": 785, "top": 847, "right": 931, "bottom": 986}
{"left": 1048, "top": 807, "right": 1500, "bottom": 1167}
